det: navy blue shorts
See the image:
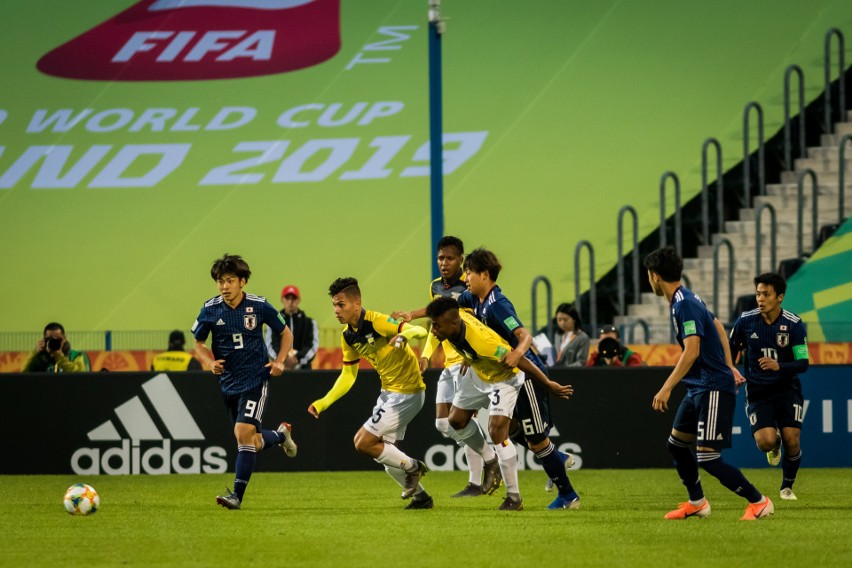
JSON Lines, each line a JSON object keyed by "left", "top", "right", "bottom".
{"left": 745, "top": 379, "right": 804, "bottom": 433}
{"left": 511, "top": 379, "right": 552, "bottom": 445}
{"left": 222, "top": 381, "right": 268, "bottom": 430}
{"left": 672, "top": 390, "right": 735, "bottom": 450}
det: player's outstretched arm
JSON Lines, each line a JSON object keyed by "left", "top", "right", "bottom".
{"left": 391, "top": 306, "right": 427, "bottom": 322}
{"left": 516, "top": 356, "right": 573, "bottom": 400}
{"left": 713, "top": 317, "right": 744, "bottom": 384}
{"left": 308, "top": 363, "right": 358, "bottom": 418}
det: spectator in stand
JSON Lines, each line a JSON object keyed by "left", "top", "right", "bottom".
{"left": 22, "top": 322, "right": 91, "bottom": 373}
{"left": 551, "top": 303, "right": 590, "bottom": 367}
{"left": 586, "top": 324, "right": 645, "bottom": 367}
{"left": 152, "top": 330, "right": 202, "bottom": 371}
{"left": 265, "top": 285, "right": 319, "bottom": 370}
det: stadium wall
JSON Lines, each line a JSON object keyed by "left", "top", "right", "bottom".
{"left": 4, "top": 366, "right": 850, "bottom": 475}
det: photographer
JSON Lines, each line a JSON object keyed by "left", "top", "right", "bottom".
{"left": 586, "top": 324, "right": 645, "bottom": 368}
{"left": 22, "top": 322, "right": 91, "bottom": 373}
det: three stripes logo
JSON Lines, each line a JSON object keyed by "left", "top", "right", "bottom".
{"left": 71, "top": 374, "right": 227, "bottom": 475}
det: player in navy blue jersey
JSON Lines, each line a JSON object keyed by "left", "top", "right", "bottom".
{"left": 457, "top": 248, "right": 580, "bottom": 510}
{"left": 192, "top": 254, "right": 297, "bottom": 510}
{"left": 730, "top": 273, "right": 809, "bottom": 501}
{"left": 644, "top": 247, "right": 773, "bottom": 521}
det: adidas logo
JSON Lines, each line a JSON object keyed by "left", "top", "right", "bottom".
{"left": 216, "top": 319, "right": 226, "bottom": 325}
{"left": 70, "top": 374, "right": 227, "bottom": 475}
{"left": 716, "top": 434, "right": 724, "bottom": 441}
{"left": 750, "top": 333, "right": 759, "bottom": 339}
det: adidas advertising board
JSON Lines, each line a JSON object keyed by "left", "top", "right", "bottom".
{"left": 2, "top": 367, "right": 850, "bottom": 474}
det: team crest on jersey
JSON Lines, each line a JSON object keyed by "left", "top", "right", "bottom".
{"left": 366, "top": 334, "right": 375, "bottom": 346}
{"left": 244, "top": 314, "right": 257, "bottom": 330}
{"left": 776, "top": 333, "right": 789, "bottom": 347}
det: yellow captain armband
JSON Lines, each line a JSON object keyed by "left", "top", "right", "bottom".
{"left": 311, "top": 363, "right": 358, "bottom": 414}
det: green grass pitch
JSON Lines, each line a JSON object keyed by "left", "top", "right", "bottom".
{"left": 4, "top": 469, "right": 850, "bottom": 567}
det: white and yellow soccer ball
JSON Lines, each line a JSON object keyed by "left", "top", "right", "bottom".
{"left": 63, "top": 483, "right": 100, "bottom": 516}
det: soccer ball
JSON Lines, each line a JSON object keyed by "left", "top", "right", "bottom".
{"left": 63, "top": 483, "right": 100, "bottom": 516}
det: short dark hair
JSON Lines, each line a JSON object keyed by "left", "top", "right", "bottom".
{"left": 329, "top": 277, "right": 361, "bottom": 299}
{"left": 210, "top": 254, "right": 251, "bottom": 281}
{"left": 555, "top": 303, "right": 582, "bottom": 329}
{"left": 754, "top": 272, "right": 786, "bottom": 296}
{"left": 43, "top": 322, "right": 65, "bottom": 336}
{"left": 643, "top": 247, "right": 683, "bottom": 283}
{"left": 425, "top": 296, "right": 460, "bottom": 319}
{"left": 437, "top": 236, "right": 464, "bottom": 255}
{"left": 464, "top": 247, "right": 502, "bottom": 281}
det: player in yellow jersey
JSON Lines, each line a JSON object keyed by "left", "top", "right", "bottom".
{"left": 426, "top": 296, "right": 573, "bottom": 511}
{"left": 393, "top": 236, "right": 501, "bottom": 498}
{"left": 308, "top": 277, "right": 434, "bottom": 509}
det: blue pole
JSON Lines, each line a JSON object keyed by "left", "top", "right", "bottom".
{"left": 428, "top": 1, "right": 444, "bottom": 280}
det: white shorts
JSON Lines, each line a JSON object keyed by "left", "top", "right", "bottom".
{"left": 435, "top": 365, "right": 458, "bottom": 404}
{"left": 363, "top": 390, "right": 425, "bottom": 443}
{"left": 456, "top": 371, "right": 524, "bottom": 418}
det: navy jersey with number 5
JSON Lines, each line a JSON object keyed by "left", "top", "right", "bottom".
{"left": 192, "top": 293, "right": 287, "bottom": 395}
{"left": 729, "top": 308, "right": 809, "bottom": 386}
{"left": 670, "top": 286, "right": 735, "bottom": 394}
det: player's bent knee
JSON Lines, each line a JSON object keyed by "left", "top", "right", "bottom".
{"left": 435, "top": 417, "right": 452, "bottom": 437}
{"left": 524, "top": 433, "right": 548, "bottom": 449}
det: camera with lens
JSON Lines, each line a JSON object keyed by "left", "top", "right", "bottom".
{"left": 46, "top": 337, "right": 63, "bottom": 352}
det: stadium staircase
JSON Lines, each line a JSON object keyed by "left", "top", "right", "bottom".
{"left": 615, "top": 112, "right": 852, "bottom": 343}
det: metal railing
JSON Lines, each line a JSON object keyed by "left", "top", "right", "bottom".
{"left": 701, "top": 137, "right": 724, "bottom": 242}
{"left": 783, "top": 64, "right": 806, "bottom": 171}
{"left": 627, "top": 319, "right": 650, "bottom": 344}
{"left": 796, "top": 168, "right": 819, "bottom": 257}
{"left": 823, "top": 28, "right": 846, "bottom": 134}
{"left": 530, "top": 275, "right": 553, "bottom": 340}
{"left": 712, "top": 238, "right": 735, "bottom": 320}
{"left": 838, "top": 134, "right": 852, "bottom": 224}
{"left": 617, "top": 205, "right": 639, "bottom": 315}
{"left": 574, "top": 240, "right": 597, "bottom": 335}
{"left": 743, "top": 101, "right": 765, "bottom": 209}
{"left": 659, "top": 171, "right": 682, "bottom": 252}
{"left": 755, "top": 202, "right": 778, "bottom": 275}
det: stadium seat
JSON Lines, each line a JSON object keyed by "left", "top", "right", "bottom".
{"left": 815, "top": 223, "right": 840, "bottom": 249}
{"left": 731, "top": 294, "right": 758, "bottom": 322}
{"left": 776, "top": 257, "right": 805, "bottom": 280}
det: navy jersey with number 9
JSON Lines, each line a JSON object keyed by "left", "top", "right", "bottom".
{"left": 192, "top": 293, "right": 287, "bottom": 394}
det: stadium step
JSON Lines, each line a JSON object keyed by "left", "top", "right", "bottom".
{"left": 616, "top": 113, "right": 852, "bottom": 342}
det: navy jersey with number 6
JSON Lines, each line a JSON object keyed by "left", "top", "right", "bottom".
{"left": 729, "top": 308, "right": 809, "bottom": 386}
{"left": 669, "top": 286, "right": 735, "bottom": 394}
{"left": 458, "top": 285, "right": 547, "bottom": 373}
{"left": 192, "top": 293, "right": 287, "bottom": 395}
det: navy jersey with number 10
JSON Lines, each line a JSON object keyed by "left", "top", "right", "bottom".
{"left": 192, "top": 293, "right": 287, "bottom": 395}
{"left": 729, "top": 308, "right": 808, "bottom": 386}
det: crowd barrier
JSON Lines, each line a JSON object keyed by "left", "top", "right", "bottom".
{"left": 2, "top": 366, "right": 849, "bottom": 475}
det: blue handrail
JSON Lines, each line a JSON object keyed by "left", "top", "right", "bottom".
{"left": 701, "top": 137, "right": 724, "bottom": 242}
{"left": 796, "top": 168, "right": 819, "bottom": 257}
{"left": 574, "top": 240, "right": 596, "bottom": 335}
{"left": 712, "top": 238, "right": 735, "bottom": 322}
{"left": 743, "top": 101, "right": 765, "bottom": 209}
{"left": 823, "top": 28, "right": 846, "bottom": 134}
{"left": 755, "top": 202, "right": 777, "bottom": 275}
{"left": 531, "top": 275, "right": 553, "bottom": 341}
{"left": 617, "top": 205, "right": 639, "bottom": 316}
{"left": 783, "top": 64, "right": 806, "bottom": 172}
{"left": 659, "top": 171, "right": 682, "bottom": 253}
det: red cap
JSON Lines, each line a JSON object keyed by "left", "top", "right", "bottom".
{"left": 281, "top": 285, "right": 300, "bottom": 299}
